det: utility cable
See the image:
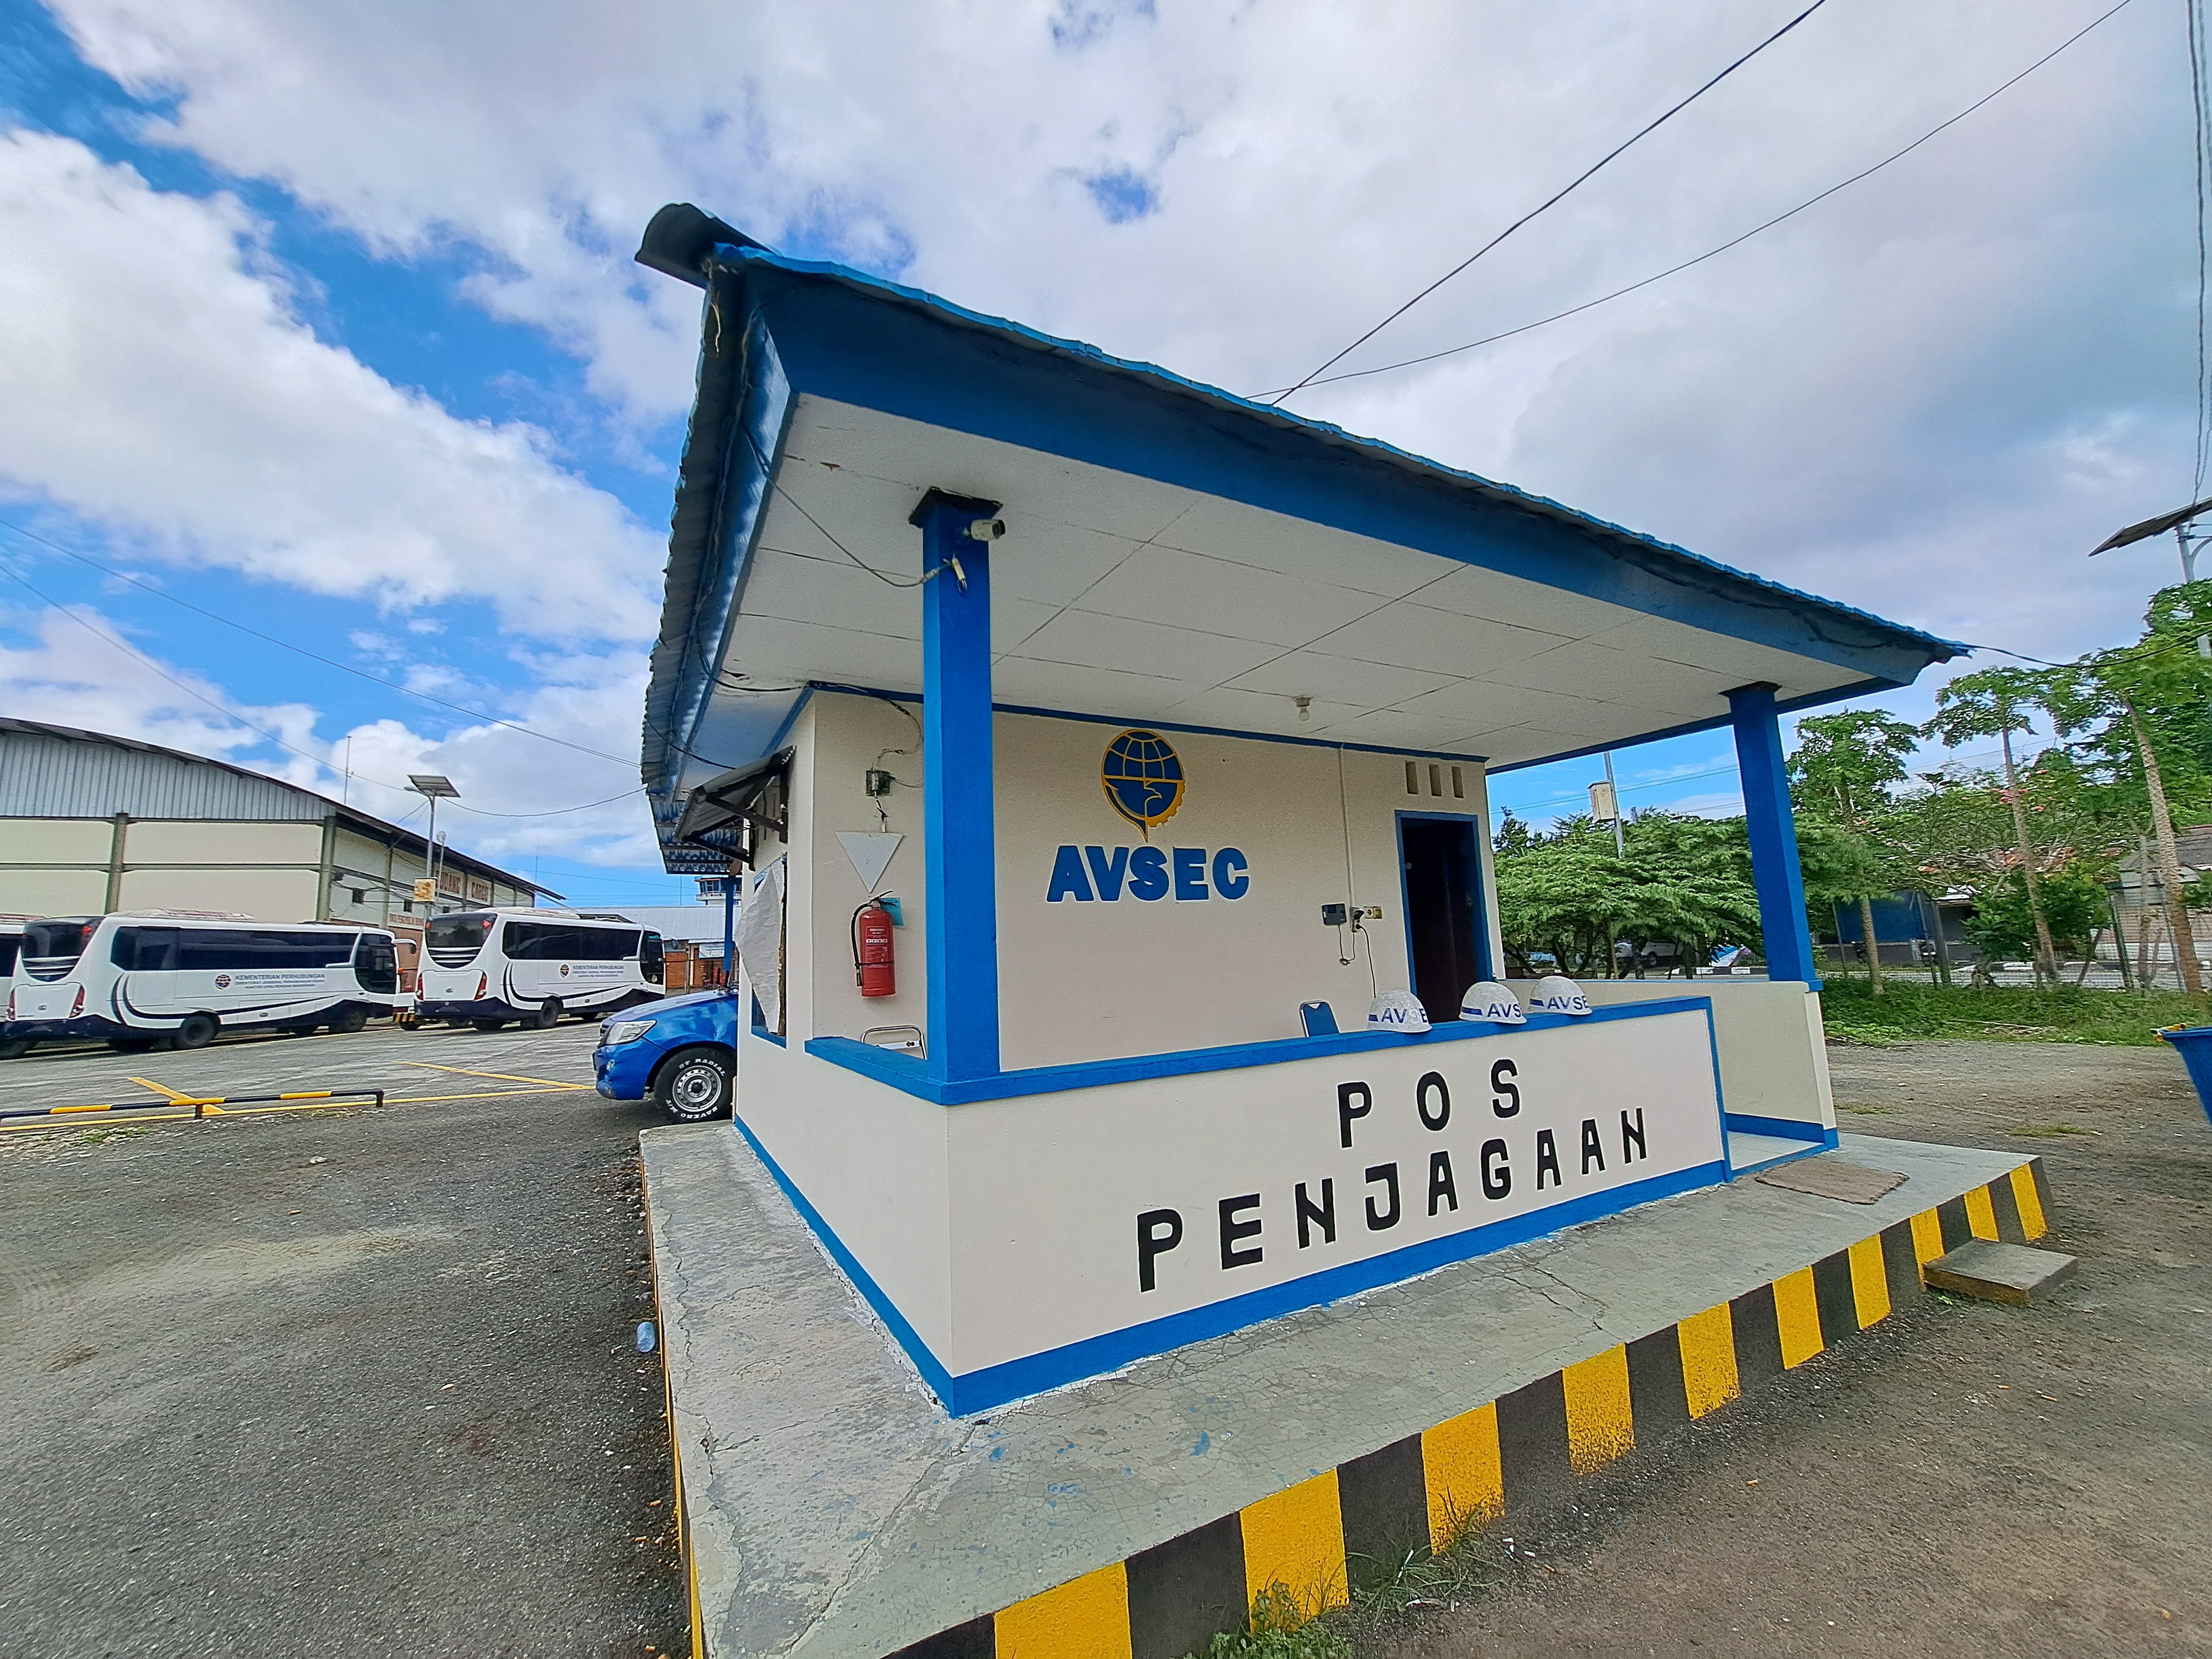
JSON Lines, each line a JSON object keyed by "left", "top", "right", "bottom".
{"left": 2191, "top": 0, "right": 2211, "bottom": 496}
{"left": 1266, "top": 0, "right": 1832, "bottom": 405}
{"left": 0, "top": 514, "right": 636, "bottom": 768}
{"left": 1, "top": 551, "right": 649, "bottom": 822}
{"left": 1260, "top": 0, "right": 2141, "bottom": 398}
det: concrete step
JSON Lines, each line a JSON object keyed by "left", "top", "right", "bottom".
{"left": 1924, "top": 1239, "right": 2078, "bottom": 1306}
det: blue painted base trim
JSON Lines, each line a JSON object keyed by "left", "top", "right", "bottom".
{"left": 945, "top": 1158, "right": 1730, "bottom": 1415}
{"left": 750, "top": 1024, "right": 785, "bottom": 1048}
{"left": 807, "top": 996, "right": 1714, "bottom": 1105}
{"left": 725, "top": 1110, "right": 961, "bottom": 1404}
{"left": 1723, "top": 1112, "right": 1834, "bottom": 1142}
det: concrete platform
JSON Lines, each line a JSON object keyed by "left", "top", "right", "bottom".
{"left": 640, "top": 1128, "right": 2053, "bottom": 1659}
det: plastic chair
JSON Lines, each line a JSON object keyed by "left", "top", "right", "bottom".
{"left": 1298, "top": 1001, "right": 1339, "bottom": 1036}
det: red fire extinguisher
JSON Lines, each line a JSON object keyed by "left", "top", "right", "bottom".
{"left": 853, "top": 897, "right": 896, "bottom": 998}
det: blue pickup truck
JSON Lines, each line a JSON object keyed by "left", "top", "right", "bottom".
{"left": 593, "top": 988, "right": 738, "bottom": 1122}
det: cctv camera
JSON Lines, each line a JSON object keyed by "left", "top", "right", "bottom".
{"left": 966, "top": 518, "right": 1005, "bottom": 542}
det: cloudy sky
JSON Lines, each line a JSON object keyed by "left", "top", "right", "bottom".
{"left": 0, "top": 0, "right": 2195, "bottom": 894}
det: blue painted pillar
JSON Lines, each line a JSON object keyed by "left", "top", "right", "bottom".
{"left": 911, "top": 490, "right": 1004, "bottom": 1083}
{"left": 1727, "top": 683, "right": 1820, "bottom": 987}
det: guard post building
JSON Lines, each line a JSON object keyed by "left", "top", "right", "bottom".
{"left": 632, "top": 204, "right": 2047, "bottom": 1659}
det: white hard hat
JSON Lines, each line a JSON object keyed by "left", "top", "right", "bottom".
{"left": 1366, "top": 990, "right": 1432, "bottom": 1034}
{"left": 1458, "top": 980, "right": 1527, "bottom": 1025}
{"left": 1527, "top": 974, "right": 1592, "bottom": 1016}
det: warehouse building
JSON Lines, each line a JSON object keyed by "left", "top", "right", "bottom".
{"left": 0, "top": 718, "right": 552, "bottom": 929}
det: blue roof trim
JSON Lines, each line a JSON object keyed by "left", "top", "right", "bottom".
{"left": 639, "top": 215, "right": 1965, "bottom": 867}
{"left": 716, "top": 244, "right": 1964, "bottom": 659}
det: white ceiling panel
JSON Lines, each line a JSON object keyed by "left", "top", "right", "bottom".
{"left": 759, "top": 460, "right": 929, "bottom": 577}
{"left": 1415, "top": 565, "right": 1645, "bottom": 639}
{"left": 1010, "top": 609, "right": 1281, "bottom": 684}
{"left": 990, "top": 521, "right": 1142, "bottom": 607}
{"left": 991, "top": 595, "right": 1063, "bottom": 656}
{"left": 1485, "top": 641, "right": 1738, "bottom": 717}
{"left": 792, "top": 399, "right": 1199, "bottom": 544}
{"left": 1582, "top": 614, "right": 1859, "bottom": 692}
{"left": 1154, "top": 495, "right": 1452, "bottom": 599}
{"left": 1391, "top": 679, "right": 1563, "bottom": 728}
{"left": 1156, "top": 685, "right": 1370, "bottom": 738}
{"left": 1308, "top": 603, "right": 1572, "bottom": 676}
{"left": 1224, "top": 649, "right": 1459, "bottom": 707}
{"left": 989, "top": 656, "right": 1190, "bottom": 719}
{"left": 1075, "top": 544, "right": 1381, "bottom": 648}
{"left": 688, "top": 398, "right": 1932, "bottom": 772}
{"left": 1311, "top": 707, "right": 1489, "bottom": 752}
{"left": 740, "top": 547, "right": 920, "bottom": 640}
{"left": 727, "top": 612, "right": 922, "bottom": 691}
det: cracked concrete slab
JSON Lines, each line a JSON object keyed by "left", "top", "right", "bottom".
{"left": 641, "top": 1128, "right": 2021, "bottom": 1659}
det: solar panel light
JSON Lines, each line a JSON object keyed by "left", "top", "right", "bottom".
{"left": 2091, "top": 497, "right": 2212, "bottom": 584}
{"left": 408, "top": 774, "right": 460, "bottom": 798}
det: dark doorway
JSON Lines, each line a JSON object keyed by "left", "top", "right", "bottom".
{"left": 1400, "top": 816, "right": 1486, "bottom": 1022}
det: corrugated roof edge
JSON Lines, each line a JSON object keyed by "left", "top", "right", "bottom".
{"left": 705, "top": 241, "right": 1969, "bottom": 661}
{"left": 0, "top": 717, "right": 560, "bottom": 898}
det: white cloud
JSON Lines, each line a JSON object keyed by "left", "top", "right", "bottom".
{"left": 39, "top": 0, "right": 2194, "bottom": 680}
{"left": 1, "top": 596, "right": 659, "bottom": 867}
{"left": 0, "top": 597, "right": 327, "bottom": 781}
{"left": 0, "top": 129, "right": 662, "bottom": 640}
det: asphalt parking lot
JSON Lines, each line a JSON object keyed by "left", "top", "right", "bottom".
{"left": 0, "top": 1021, "right": 687, "bottom": 1659}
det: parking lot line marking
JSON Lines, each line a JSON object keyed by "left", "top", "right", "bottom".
{"left": 2, "top": 1084, "right": 585, "bottom": 1133}
{"left": 127, "top": 1076, "right": 192, "bottom": 1102}
{"left": 397, "top": 1060, "right": 582, "bottom": 1088}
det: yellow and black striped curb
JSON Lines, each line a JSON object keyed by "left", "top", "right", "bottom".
{"left": 880, "top": 1158, "right": 2052, "bottom": 1659}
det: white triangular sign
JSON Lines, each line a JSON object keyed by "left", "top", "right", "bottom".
{"left": 837, "top": 832, "right": 902, "bottom": 894}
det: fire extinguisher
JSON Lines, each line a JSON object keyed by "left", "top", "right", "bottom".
{"left": 853, "top": 897, "right": 896, "bottom": 998}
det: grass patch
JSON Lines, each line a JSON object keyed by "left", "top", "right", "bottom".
{"left": 1818, "top": 980, "right": 2206, "bottom": 1047}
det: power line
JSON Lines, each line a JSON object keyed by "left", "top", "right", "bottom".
{"left": 1262, "top": 0, "right": 2142, "bottom": 398}
{"left": 444, "top": 789, "right": 644, "bottom": 818}
{"left": 1266, "top": 0, "right": 1832, "bottom": 406}
{"left": 0, "top": 514, "right": 636, "bottom": 768}
{"left": 0, "top": 551, "right": 649, "bottom": 823}
{"left": 2191, "top": 0, "right": 2211, "bottom": 496}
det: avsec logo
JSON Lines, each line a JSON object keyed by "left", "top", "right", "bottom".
{"left": 1048, "top": 729, "right": 1248, "bottom": 904}
{"left": 1100, "top": 729, "right": 1183, "bottom": 838}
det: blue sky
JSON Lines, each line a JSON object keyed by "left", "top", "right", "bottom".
{"left": 0, "top": 0, "right": 2197, "bottom": 899}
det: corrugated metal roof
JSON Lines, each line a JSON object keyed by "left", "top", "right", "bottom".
{"left": 0, "top": 719, "right": 556, "bottom": 895}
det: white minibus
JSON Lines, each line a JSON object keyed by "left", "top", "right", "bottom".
{"left": 1, "top": 912, "right": 403, "bottom": 1057}
{"left": 417, "top": 910, "right": 664, "bottom": 1030}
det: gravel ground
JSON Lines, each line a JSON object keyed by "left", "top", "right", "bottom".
{"left": 1370, "top": 1039, "right": 2212, "bottom": 1658}
{"left": 0, "top": 1022, "right": 687, "bottom": 1659}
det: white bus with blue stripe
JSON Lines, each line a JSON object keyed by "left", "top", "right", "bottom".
{"left": 2, "top": 912, "right": 403, "bottom": 1056}
{"left": 417, "top": 909, "right": 665, "bottom": 1030}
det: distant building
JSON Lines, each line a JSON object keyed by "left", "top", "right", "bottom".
{"left": 0, "top": 718, "right": 555, "bottom": 930}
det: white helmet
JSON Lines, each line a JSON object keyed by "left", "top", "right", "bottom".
{"left": 1458, "top": 980, "right": 1527, "bottom": 1025}
{"left": 1366, "top": 990, "right": 1432, "bottom": 1034}
{"left": 1527, "top": 974, "right": 1592, "bottom": 1016}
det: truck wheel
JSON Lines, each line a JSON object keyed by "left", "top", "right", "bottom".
{"left": 472, "top": 1019, "right": 507, "bottom": 1032}
{"left": 107, "top": 1037, "right": 159, "bottom": 1053}
{"left": 653, "top": 1046, "right": 732, "bottom": 1123}
{"left": 335, "top": 1004, "right": 370, "bottom": 1034}
{"left": 0, "top": 1038, "right": 30, "bottom": 1060}
{"left": 174, "top": 1014, "right": 218, "bottom": 1051}
{"left": 531, "top": 999, "right": 561, "bottom": 1030}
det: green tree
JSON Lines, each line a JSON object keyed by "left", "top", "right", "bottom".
{"left": 1922, "top": 667, "right": 2062, "bottom": 987}
{"left": 2043, "top": 583, "right": 2212, "bottom": 996}
{"left": 1790, "top": 709, "right": 1921, "bottom": 994}
{"left": 1493, "top": 812, "right": 1760, "bottom": 980}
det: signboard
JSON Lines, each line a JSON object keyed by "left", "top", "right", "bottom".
{"left": 945, "top": 1006, "right": 1728, "bottom": 1380}
{"left": 411, "top": 879, "right": 436, "bottom": 902}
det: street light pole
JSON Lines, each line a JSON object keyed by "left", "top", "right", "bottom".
{"left": 406, "top": 774, "right": 460, "bottom": 913}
